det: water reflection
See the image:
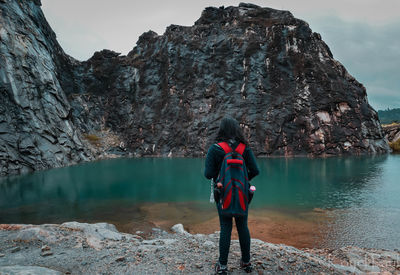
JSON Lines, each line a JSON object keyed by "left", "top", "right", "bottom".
{"left": 0, "top": 158, "right": 208, "bottom": 208}
{"left": 251, "top": 155, "right": 388, "bottom": 209}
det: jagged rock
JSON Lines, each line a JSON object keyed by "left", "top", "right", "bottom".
{"left": 0, "top": 0, "right": 92, "bottom": 176}
{"left": 0, "top": 1, "right": 390, "bottom": 176}
{"left": 383, "top": 124, "right": 400, "bottom": 143}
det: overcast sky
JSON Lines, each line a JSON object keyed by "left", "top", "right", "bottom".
{"left": 41, "top": 0, "right": 400, "bottom": 110}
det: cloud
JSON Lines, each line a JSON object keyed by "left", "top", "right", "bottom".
{"left": 264, "top": 0, "right": 400, "bottom": 24}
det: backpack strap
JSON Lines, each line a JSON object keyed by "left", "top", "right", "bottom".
{"left": 235, "top": 143, "right": 246, "bottom": 155}
{"left": 217, "top": 142, "right": 232, "bottom": 154}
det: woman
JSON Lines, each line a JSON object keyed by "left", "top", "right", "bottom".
{"left": 204, "top": 117, "right": 260, "bottom": 274}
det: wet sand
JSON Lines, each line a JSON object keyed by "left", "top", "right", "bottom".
{"left": 187, "top": 209, "right": 329, "bottom": 248}
{"left": 0, "top": 201, "right": 331, "bottom": 249}
{"left": 112, "top": 202, "right": 331, "bottom": 249}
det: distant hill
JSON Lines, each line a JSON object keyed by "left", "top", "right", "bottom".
{"left": 378, "top": 108, "right": 400, "bottom": 124}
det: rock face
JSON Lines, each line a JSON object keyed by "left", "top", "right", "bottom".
{"left": 0, "top": 1, "right": 389, "bottom": 176}
{"left": 0, "top": 0, "right": 92, "bottom": 176}
{"left": 383, "top": 124, "right": 400, "bottom": 144}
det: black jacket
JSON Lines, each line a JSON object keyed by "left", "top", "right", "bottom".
{"left": 204, "top": 141, "right": 260, "bottom": 181}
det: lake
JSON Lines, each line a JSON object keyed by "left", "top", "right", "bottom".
{"left": 1, "top": 155, "right": 399, "bottom": 249}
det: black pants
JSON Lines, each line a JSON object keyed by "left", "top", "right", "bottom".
{"left": 217, "top": 204, "right": 251, "bottom": 265}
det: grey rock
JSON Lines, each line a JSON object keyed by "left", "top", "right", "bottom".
{"left": 0, "top": 253, "right": 5, "bottom": 257}
{"left": 357, "top": 263, "right": 380, "bottom": 273}
{"left": 40, "top": 250, "right": 53, "bottom": 257}
{"left": 15, "top": 227, "right": 57, "bottom": 243}
{"left": 331, "top": 264, "right": 362, "bottom": 274}
{"left": 203, "top": 240, "right": 215, "bottom": 248}
{"left": 61, "top": 222, "right": 123, "bottom": 241}
{"left": 171, "top": 224, "right": 189, "bottom": 235}
{"left": 0, "top": 0, "right": 93, "bottom": 177}
{"left": 41, "top": 245, "right": 51, "bottom": 252}
{"left": 288, "top": 257, "right": 296, "bottom": 263}
{"left": 0, "top": 265, "right": 62, "bottom": 275}
{"left": 115, "top": 256, "right": 125, "bottom": 262}
{"left": 10, "top": 247, "right": 21, "bottom": 253}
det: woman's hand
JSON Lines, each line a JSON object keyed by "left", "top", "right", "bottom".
{"left": 217, "top": 182, "right": 223, "bottom": 188}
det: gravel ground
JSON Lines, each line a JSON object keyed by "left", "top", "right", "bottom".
{"left": 0, "top": 222, "right": 399, "bottom": 274}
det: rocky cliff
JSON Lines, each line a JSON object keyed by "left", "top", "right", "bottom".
{"left": 0, "top": 1, "right": 389, "bottom": 176}
{"left": 0, "top": 0, "right": 92, "bottom": 176}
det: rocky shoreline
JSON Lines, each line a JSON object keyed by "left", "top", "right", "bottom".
{"left": 0, "top": 222, "right": 399, "bottom": 274}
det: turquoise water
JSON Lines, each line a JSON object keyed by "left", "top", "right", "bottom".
{"left": 1, "top": 155, "right": 400, "bottom": 249}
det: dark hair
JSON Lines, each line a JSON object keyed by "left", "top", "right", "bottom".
{"left": 216, "top": 117, "right": 247, "bottom": 145}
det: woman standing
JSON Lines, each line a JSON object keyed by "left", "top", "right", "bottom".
{"left": 204, "top": 117, "right": 260, "bottom": 274}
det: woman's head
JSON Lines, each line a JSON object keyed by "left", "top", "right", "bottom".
{"left": 216, "top": 116, "right": 247, "bottom": 144}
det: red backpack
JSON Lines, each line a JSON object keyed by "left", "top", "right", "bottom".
{"left": 216, "top": 142, "right": 250, "bottom": 216}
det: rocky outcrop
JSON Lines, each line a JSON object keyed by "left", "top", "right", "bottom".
{"left": 58, "top": 3, "right": 392, "bottom": 159}
{"left": 1, "top": 222, "right": 399, "bottom": 274}
{"left": 382, "top": 123, "right": 400, "bottom": 152}
{"left": 0, "top": 0, "right": 92, "bottom": 176}
{"left": 383, "top": 123, "right": 400, "bottom": 143}
{"left": 0, "top": 1, "right": 389, "bottom": 176}
{"left": 67, "top": 3, "right": 389, "bottom": 158}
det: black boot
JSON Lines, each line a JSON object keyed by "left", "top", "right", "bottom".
{"left": 215, "top": 262, "right": 228, "bottom": 275}
{"left": 240, "top": 259, "right": 252, "bottom": 273}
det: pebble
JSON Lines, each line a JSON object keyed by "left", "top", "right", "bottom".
{"left": 171, "top": 224, "right": 188, "bottom": 235}
{"left": 10, "top": 247, "right": 21, "bottom": 253}
{"left": 203, "top": 240, "right": 215, "bottom": 248}
{"left": 41, "top": 251, "right": 53, "bottom": 257}
{"left": 41, "top": 245, "right": 51, "bottom": 252}
{"left": 195, "top": 263, "right": 203, "bottom": 269}
{"left": 116, "top": 256, "right": 126, "bottom": 262}
{"left": 288, "top": 257, "right": 296, "bottom": 263}
{"left": 0, "top": 253, "right": 5, "bottom": 257}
